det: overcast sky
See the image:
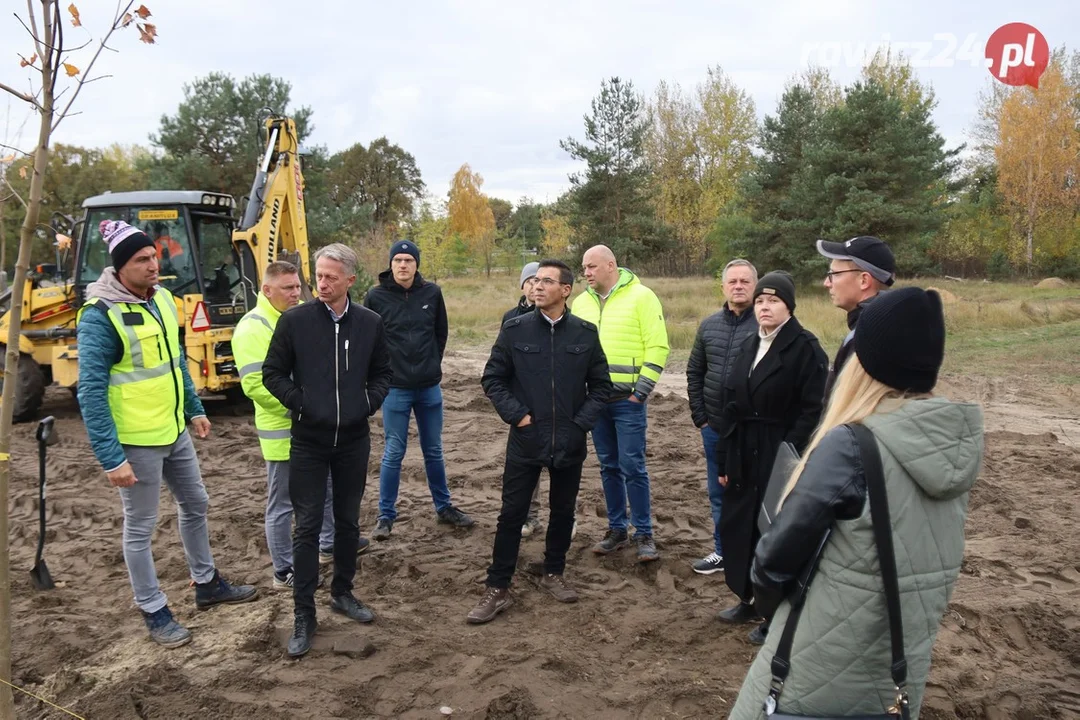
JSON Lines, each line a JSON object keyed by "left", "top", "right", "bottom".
{"left": 1, "top": 1, "right": 1077, "bottom": 206}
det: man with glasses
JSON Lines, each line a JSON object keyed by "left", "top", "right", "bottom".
{"left": 815, "top": 236, "right": 896, "bottom": 398}
{"left": 469, "top": 260, "right": 612, "bottom": 623}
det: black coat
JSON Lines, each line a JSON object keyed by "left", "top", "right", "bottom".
{"left": 481, "top": 308, "right": 613, "bottom": 468}
{"left": 717, "top": 317, "right": 828, "bottom": 601}
{"left": 686, "top": 304, "right": 758, "bottom": 429}
{"left": 501, "top": 296, "right": 532, "bottom": 324}
{"left": 363, "top": 270, "right": 448, "bottom": 389}
{"left": 263, "top": 298, "right": 394, "bottom": 445}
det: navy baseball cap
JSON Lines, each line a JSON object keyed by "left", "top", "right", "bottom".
{"left": 816, "top": 236, "right": 896, "bottom": 286}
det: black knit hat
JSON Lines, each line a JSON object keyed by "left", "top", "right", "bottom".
{"left": 753, "top": 271, "right": 796, "bottom": 312}
{"left": 389, "top": 239, "right": 420, "bottom": 267}
{"left": 854, "top": 287, "right": 945, "bottom": 393}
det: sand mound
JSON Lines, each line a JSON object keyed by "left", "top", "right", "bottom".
{"left": 1035, "top": 277, "right": 1069, "bottom": 289}
{"left": 7, "top": 374, "right": 1080, "bottom": 718}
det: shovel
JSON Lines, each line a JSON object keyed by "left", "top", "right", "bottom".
{"left": 30, "top": 415, "right": 58, "bottom": 590}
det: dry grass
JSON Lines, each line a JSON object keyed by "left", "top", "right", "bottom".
{"left": 439, "top": 274, "right": 1079, "bottom": 380}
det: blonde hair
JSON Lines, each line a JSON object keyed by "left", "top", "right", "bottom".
{"left": 780, "top": 356, "right": 906, "bottom": 504}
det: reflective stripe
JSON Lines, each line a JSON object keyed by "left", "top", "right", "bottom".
{"left": 643, "top": 362, "right": 664, "bottom": 374}
{"left": 241, "top": 313, "right": 273, "bottom": 332}
{"left": 109, "top": 356, "right": 180, "bottom": 385}
{"left": 613, "top": 382, "right": 635, "bottom": 394}
{"left": 257, "top": 428, "right": 291, "bottom": 440}
{"left": 636, "top": 376, "right": 657, "bottom": 392}
{"left": 609, "top": 364, "right": 640, "bottom": 375}
{"left": 239, "top": 361, "right": 263, "bottom": 378}
{"left": 98, "top": 299, "right": 144, "bottom": 368}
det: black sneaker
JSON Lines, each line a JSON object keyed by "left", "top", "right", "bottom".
{"left": 635, "top": 535, "right": 659, "bottom": 563}
{"left": 717, "top": 601, "right": 763, "bottom": 624}
{"left": 437, "top": 505, "right": 476, "bottom": 528}
{"left": 748, "top": 622, "right": 769, "bottom": 645}
{"left": 194, "top": 570, "right": 259, "bottom": 610}
{"left": 372, "top": 519, "right": 393, "bottom": 541}
{"left": 691, "top": 552, "right": 724, "bottom": 575}
{"left": 592, "top": 529, "right": 629, "bottom": 555}
{"left": 330, "top": 593, "right": 376, "bottom": 623}
{"left": 287, "top": 615, "right": 317, "bottom": 658}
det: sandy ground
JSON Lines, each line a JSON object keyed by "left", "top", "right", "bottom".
{"left": 6, "top": 352, "right": 1080, "bottom": 719}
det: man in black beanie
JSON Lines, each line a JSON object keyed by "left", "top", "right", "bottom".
{"left": 364, "top": 240, "right": 475, "bottom": 540}
{"left": 816, "top": 236, "right": 896, "bottom": 399}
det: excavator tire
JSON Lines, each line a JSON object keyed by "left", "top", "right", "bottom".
{"left": 0, "top": 345, "right": 46, "bottom": 423}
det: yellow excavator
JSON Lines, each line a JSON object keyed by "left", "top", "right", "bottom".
{"left": 0, "top": 113, "right": 312, "bottom": 421}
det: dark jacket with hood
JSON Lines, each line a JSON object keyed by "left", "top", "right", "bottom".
{"left": 686, "top": 303, "right": 758, "bottom": 430}
{"left": 501, "top": 295, "right": 532, "bottom": 324}
{"left": 363, "top": 270, "right": 448, "bottom": 389}
{"left": 482, "top": 307, "right": 613, "bottom": 468}
{"left": 717, "top": 316, "right": 828, "bottom": 601}
{"left": 262, "top": 296, "right": 393, "bottom": 445}
{"left": 825, "top": 294, "right": 883, "bottom": 399}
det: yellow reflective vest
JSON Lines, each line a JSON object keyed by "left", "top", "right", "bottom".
{"left": 78, "top": 290, "right": 185, "bottom": 446}
{"left": 232, "top": 293, "right": 291, "bottom": 461}
{"left": 571, "top": 268, "right": 669, "bottom": 399}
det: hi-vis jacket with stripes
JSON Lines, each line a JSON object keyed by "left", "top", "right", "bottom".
{"left": 77, "top": 268, "right": 205, "bottom": 472}
{"left": 232, "top": 292, "right": 292, "bottom": 461}
{"left": 571, "top": 268, "right": 670, "bottom": 400}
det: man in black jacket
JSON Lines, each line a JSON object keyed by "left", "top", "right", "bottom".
{"left": 686, "top": 259, "right": 758, "bottom": 576}
{"left": 262, "top": 243, "right": 394, "bottom": 658}
{"left": 816, "top": 236, "right": 895, "bottom": 399}
{"left": 364, "top": 240, "right": 474, "bottom": 540}
{"left": 470, "top": 260, "right": 612, "bottom": 624}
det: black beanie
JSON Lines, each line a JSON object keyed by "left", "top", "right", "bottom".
{"left": 389, "top": 239, "right": 420, "bottom": 267}
{"left": 101, "top": 219, "right": 155, "bottom": 271}
{"left": 753, "top": 271, "right": 796, "bottom": 312}
{"left": 854, "top": 287, "right": 945, "bottom": 393}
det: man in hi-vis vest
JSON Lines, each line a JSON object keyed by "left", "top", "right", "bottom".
{"left": 233, "top": 261, "right": 368, "bottom": 590}
{"left": 77, "top": 220, "right": 258, "bottom": 649}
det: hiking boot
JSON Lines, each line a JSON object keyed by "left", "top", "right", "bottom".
{"left": 748, "top": 622, "right": 769, "bottom": 646}
{"left": 717, "top": 601, "right": 763, "bottom": 624}
{"left": 372, "top": 519, "right": 393, "bottom": 541}
{"left": 539, "top": 574, "right": 579, "bottom": 603}
{"left": 635, "top": 535, "right": 660, "bottom": 563}
{"left": 142, "top": 606, "right": 192, "bottom": 649}
{"left": 592, "top": 529, "right": 629, "bottom": 555}
{"left": 466, "top": 587, "right": 512, "bottom": 624}
{"left": 273, "top": 570, "right": 323, "bottom": 590}
{"left": 438, "top": 505, "right": 476, "bottom": 528}
{"left": 287, "top": 615, "right": 317, "bottom": 658}
{"left": 329, "top": 593, "right": 376, "bottom": 624}
{"left": 194, "top": 570, "right": 259, "bottom": 610}
{"left": 521, "top": 517, "right": 541, "bottom": 538}
{"left": 692, "top": 552, "right": 724, "bottom": 575}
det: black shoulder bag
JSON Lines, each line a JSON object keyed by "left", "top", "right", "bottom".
{"left": 763, "top": 423, "right": 911, "bottom": 720}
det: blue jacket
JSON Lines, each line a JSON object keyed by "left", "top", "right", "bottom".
{"left": 77, "top": 269, "right": 205, "bottom": 471}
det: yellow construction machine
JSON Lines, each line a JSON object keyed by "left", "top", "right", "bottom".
{"left": 0, "top": 113, "right": 312, "bottom": 421}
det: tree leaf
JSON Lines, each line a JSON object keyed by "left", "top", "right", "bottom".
{"left": 121, "top": 12, "right": 133, "bottom": 27}
{"left": 19, "top": 53, "right": 38, "bottom": 67}
{"left": 135, "top": 4, "right": 152, "bottom": 19}
{"left": 0, "top": 155, "right": 15, "bottom": 164}
{"left": 138, "top": 23, "right": 157, "bottom": 44}
{"left": 63, "top": 63, "right": 80, "bottom": 77}
{"left": 18, "top": 166, "right": 28, "bottom": 179}
{"left": 55, "top": 233, "right": 73, "bottom": 250}
{"left": 68, "top": 3, "right": 81, "bottom": 27}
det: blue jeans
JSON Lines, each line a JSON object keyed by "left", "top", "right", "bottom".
{"left": 701, "top": 425, "right": 724, "bottom": 556}
{"left": 378, "top": 385, "right": 452, "bottom": 522}
{"left": 591, "top": 399, "right": 653, "bottom": 538}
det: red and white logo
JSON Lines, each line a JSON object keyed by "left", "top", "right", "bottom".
{"left": 190, "top": 301, "right": 211, "bottom": 332}
{"left": 985, "top": 23, "right": 1049, "bottom": 88}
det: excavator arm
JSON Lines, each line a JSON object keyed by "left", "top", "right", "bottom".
{"left": 232, "top": 114, "right": 313, "bottom": 300}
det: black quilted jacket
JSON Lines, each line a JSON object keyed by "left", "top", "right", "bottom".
{"left": 686, "top": 304, "right": 758, "bottom": 429}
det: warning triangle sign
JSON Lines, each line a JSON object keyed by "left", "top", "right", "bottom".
{"left": 190, "top": 301, "right": 211, "bottom": 332}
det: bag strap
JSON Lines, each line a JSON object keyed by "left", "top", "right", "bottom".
{"left": 764, "top": 423, "right": 910, "bottom": 718}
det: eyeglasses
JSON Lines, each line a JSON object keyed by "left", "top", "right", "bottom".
{"left": 536, "top": 277, "right": 569, "bottom": 287}
{"left": 824, "top": 269, "right": 863, "bottom": 281}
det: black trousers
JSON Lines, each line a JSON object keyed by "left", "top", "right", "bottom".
{"left": 289, "top": 433, "right": 369, "bottom": 620}
{"left": 486, "top": 457, "right": 582, "bottom": 588}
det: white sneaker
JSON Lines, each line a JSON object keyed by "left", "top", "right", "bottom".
{"left": 272, "top": 571, "right": 294, "bottom": 589}
{"left": 521, "top": 518, "right": 541, "bottom": 537}
{"left": 692, "top": 552, "right": 725, "bottom": 575}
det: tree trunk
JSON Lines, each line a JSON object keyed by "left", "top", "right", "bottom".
{"left": 0, "top": 5, "right": 55, "bottom": 714}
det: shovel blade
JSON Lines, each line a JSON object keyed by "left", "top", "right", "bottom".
{"left": 30, "top": 559, "right": 55, "bottom": 591}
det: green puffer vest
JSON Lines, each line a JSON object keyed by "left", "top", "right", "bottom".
{"left": 729, "top": 397, "right": 984, "bottom": 720}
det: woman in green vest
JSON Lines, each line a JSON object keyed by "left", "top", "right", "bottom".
{"left": 729, "top": 287, "right": 985, "bottom": 719}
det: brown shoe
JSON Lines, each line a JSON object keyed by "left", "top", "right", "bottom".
{"left": 539, "top": 574, "right": 579, "bottom": 603}
{"left": 466, "top": 587, "right": 512, "bottom": 624}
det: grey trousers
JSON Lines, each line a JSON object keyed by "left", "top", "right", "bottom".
{"left": 526, "top": 483, "right": 542, "bottom": 522}
{"left": 119, "top": 431, "right": 215, "bottom": 614}
{"left": 266, "top": 460, "right": 335, "bottom": 575}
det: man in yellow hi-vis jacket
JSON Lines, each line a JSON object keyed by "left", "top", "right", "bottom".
{"left": 573, "top": 245, "right": 669, "bottom": 563}
{"left": 233, "top": 261, "right": 360, "bottom": 590}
